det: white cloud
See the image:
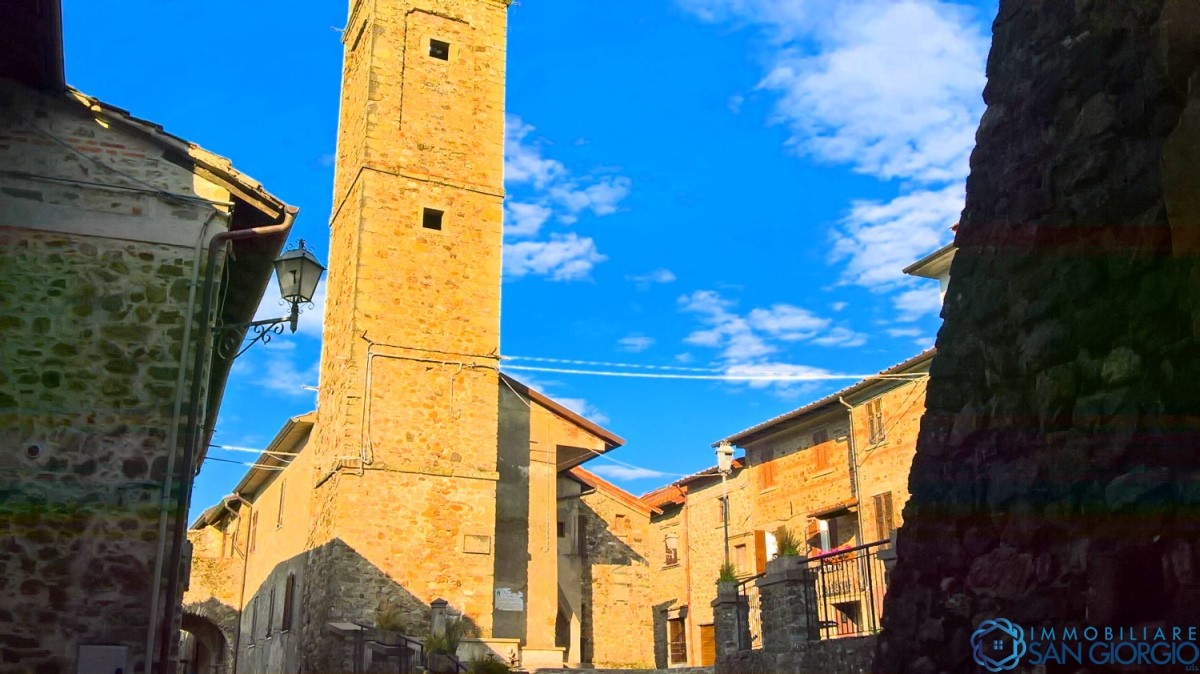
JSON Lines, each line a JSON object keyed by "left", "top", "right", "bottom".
{"left": 555, "top": 397, "right": 611, "bottom": 426}
{"left": 678, "top": 290, "right": 860, "bottom": 394}
{"left": 626, "top": 268, "right": 678, "bottom": 289}
{"left": 258, "top": 349, "right": 320, "bottom": 398}
{"left": 679, "top": 0, "right": 985, "bottom": 318}
{"left": 618, "top": 334, "right": 656, "bottom": 353}
{"left": 503, "top": 115, "right": 632, "bottom": 280}
{"left": 886, "top": 327, "right": 923, "bottom": 338}
{"left": 588, "top": 464, "right": 669, "bottom": 481}
{"left": 893, "top": 286, "right": 943, "bottom": 322}
{"left": 505, "top": 116, "right": 566, "bottom": 189}
{"left": 504, "top": 234, "right": 607, "bottom": 282}
{"left": 831, "top": 184, "right": 963, "bottom": 290}
{"left": 505, "top": 202, "right": 553, "bottom": 238}
{"left": 748, "top": 304, "right": 830, "bottom": 341}
{"left": 830, "top": 302, "right": 847, "bottom": 312}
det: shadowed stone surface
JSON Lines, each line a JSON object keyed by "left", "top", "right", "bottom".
{"left": 875, "top": 1, "right": 1200, "bottom": 673}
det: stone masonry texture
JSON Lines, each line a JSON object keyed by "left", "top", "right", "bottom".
{"left": 876, "top": 2, "right": 1200, "bottom": 673}
{"left": 300, "top": 0, "right": 509, "bottom": 670}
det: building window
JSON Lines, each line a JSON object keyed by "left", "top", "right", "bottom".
{"left": 230, "top": 521, "right": 240, "bottom": 558}
{"left": 818, "top": 517, "right": 839, "bottom": 553}
{"left": 557, "top": 521, "right": 565, "bottom": 538}
{"left": 429, "top": 38, "right": 450, "bottom": 60}
{"left": 664, "top": 533, "right": 679, "bottom": 566}
{"left": 833, "top": 601, "right": 861, "bottom": 636}
{"left": 277, "top": 479, "right": 286, "bottom": 529}
{"left": 734, "top": 543, "right": 748, "bottom": 575}
{"left": 812, "top": 428, "right": 828, "bottom": 445}
{"left": 250, "top": 596, "right": 259, "bottom": 641}
{"left": 867, "top": 398, "right": 885, "bottom": 444}
{"left": 282, "top": 573, "right": 296, "bottom": 632}
{"left": 249, "top": 511, "right": 259, "bottom": 554}
{"left": 668, "top": 617, "right": 687, "bottom": 664}
{"left": 422, "top": 207, "right": 444, "bottom": 230}
{"left": 813, "top": 439, "right": 830, "bottom": 471}
{"left": 613, "top": 513, "right": 630, "bottom": 539}
{"left": 266, "top": 585, "right": 276, "bottom": 637}
{"left": 873, "top": 492, "right": 895, "bottom": 542}
{"left": 758, "top": 449, "right": 776, "bottom": 489}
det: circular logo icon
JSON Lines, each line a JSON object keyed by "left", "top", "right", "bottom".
{"left": 971, "top": 618, "right": 1027, "bottom": 672}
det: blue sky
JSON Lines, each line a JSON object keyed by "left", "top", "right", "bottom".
{"left": 61, "top": 0, "right": 997, "bottom": 522}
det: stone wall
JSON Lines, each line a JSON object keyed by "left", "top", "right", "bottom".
{"left": 307, "top": 3, "right": 510, "bottom": 667}
{"left": 876, "top": 1, "right": 1200, "bottom": 672}
{"left": 578, "top": 489, "right": 654, "bottom": 668}
{"left": 713, "top": 559, "right": 875, "bottom": 674}
{"left": 0, "top": 226, "right": 205, "bottom": 673}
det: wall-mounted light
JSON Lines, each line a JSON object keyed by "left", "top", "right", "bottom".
{"left": 215, "top": 239, "right": 326, "bottom": 357}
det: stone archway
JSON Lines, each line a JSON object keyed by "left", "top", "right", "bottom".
{"left": 180, "top": 612, "right": 230, "bottom": 674}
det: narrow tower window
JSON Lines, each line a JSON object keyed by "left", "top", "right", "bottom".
{"left": 422, "top": 208, "right": 444, "bottom": 230}
{"left": 429, "top": 39, "right": 450, "bottom": 60}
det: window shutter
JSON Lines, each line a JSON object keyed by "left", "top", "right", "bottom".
{"left": 874, "top": 492, "right": 895, "bottom": 541}
{"left": 754, "top": 530, "right": 767, "bottom": 574}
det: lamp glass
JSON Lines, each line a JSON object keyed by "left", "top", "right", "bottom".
{"left": 273, "top": 246, "right": 326, "bottom": 304}
{"left": 716, "top": 442, "right": 734, "bottom": 473}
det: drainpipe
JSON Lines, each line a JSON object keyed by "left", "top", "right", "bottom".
{"left": 157, "top": 208, "right": 297, "bottom": 673}
{"left": 145, "top": 213, "right": 215, "bottom": 671}
{"left": 837, "top": 397, "right": 861, "bottom": 515}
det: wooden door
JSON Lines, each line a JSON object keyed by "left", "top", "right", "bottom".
{"left": 699, "top": 624, "right": 716, "bottom": 666}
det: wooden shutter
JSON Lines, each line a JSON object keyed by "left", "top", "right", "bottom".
{"left": 874, "top": 492, "right": 895, "bottom": 541}
{"left": 754, "top": 530, "right": 767, "bottom": 574}
{"left": 700, "top": 624, "right": 717, "bottom": 666}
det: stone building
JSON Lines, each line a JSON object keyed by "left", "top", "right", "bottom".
{"left": 644, "top": 461, "right": 750, "bottom": 668}
{"left": 0, "top": 2, "right": 296, "bottom": 671}
{"left": 642, "top": 349, "right": 936, "bottom": 667}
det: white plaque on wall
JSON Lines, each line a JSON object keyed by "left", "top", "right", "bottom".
{"left": 494, "top": 588, "right": 524, "bottom": 612}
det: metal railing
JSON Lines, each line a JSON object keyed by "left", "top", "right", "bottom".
{"left": 735, "top": 572, "right": 764, "bottom": 650}
{"left": 806, "top": 539, "right": 892, "bottom": 639}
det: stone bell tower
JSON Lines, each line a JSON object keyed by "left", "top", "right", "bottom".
{"left": 303, "top": 0, "right": 509, "bottom": 664}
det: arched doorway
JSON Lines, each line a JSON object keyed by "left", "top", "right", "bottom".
{"left": 180, "top": 613, "right": 230, "bottom": 674}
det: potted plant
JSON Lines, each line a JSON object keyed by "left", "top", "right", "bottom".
{"left": 375, "top": 602, "right": 410, "bottom": 647}
{"left": 717, "top": 561, "right": 739, "bottom": 597}
{"left": 425, "top": 617, "right": 468, "bottom": 674}
{"left": 768, "top": 527, "right": 805, "bottom": 573}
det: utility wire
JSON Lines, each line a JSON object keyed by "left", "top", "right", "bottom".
{"left": 501, "top": 363, "right": 927, "bottom": 382}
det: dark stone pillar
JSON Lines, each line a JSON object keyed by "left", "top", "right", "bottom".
{"left": 712, "top": 582, "right": 748, "bottom": 669}
{"left": 756, "top": 558, "right": 817, "bottom": 659}
{"left": 875, "top": 1, "right": 1200, "bottom": 673}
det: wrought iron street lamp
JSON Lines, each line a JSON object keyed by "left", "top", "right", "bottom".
{"left": 717, "top": 441, "right": 735, "bottom": 566}
{"left": 215, "top": 239, "right": 326, "bottom": 357}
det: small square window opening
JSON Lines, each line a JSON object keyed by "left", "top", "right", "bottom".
{"left": 429, "top": 39, "right": 450, "bottom": 60}
{"left": 423, "top": 208, "right": 444, "bottom": 231}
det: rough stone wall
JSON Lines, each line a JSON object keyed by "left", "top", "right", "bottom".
{"left": 648, "top": 503, "right": 688, "bottom": 667}
{"left": 746, "top": 414, "right": 855, "bottom": 551}
{"left": 0, "top": 228, "right": 212, "bottom": 673}
{"left": 851, "top": 372, "right": 931, "bottom": 544}
{"left": 306, "top": 0, "right": 509, "bottom": 669}
{"left": 876, "top": 2, "right": 1200, "bottom": 672}
{"left": 184, "top": 526, "right": 241, "bottom": 674}
{"left": 578, "top": 490, "right": 654, "bottom": 668}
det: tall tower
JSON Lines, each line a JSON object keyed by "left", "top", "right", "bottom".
{"left": 304, "top": 0, "right": 508, "bottom": 663}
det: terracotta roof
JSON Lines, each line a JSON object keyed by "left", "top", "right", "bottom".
{"left": 641, "top": 484, "right": 687, "bottom": 509}
{"left": 716, "top": 349, "right": 936, "bottom": 448}
{"left": 568, "top": 467, "right": 661, "bottom": 516}
{"left": 500, "top": 373, "right": 625, "bottom": 449}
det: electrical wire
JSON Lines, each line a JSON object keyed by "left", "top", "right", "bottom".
{"left": 501, "top": 363, "right": 928, "bottom": 382}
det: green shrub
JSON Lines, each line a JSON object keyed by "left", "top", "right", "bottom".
{"left": 718, "top": 561, "right": 738, "bottom": 582}
{"left": 467, "top": 655, "right": 511, "bottom": 674}
{"left": 376, "top": 602, "right": 409, "bottom": 633}
{"left": 425, "top": 616, "right": 469, "bottom": 654}
{"left": 775, "top": 527, "right": 801, "bottom": 557}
